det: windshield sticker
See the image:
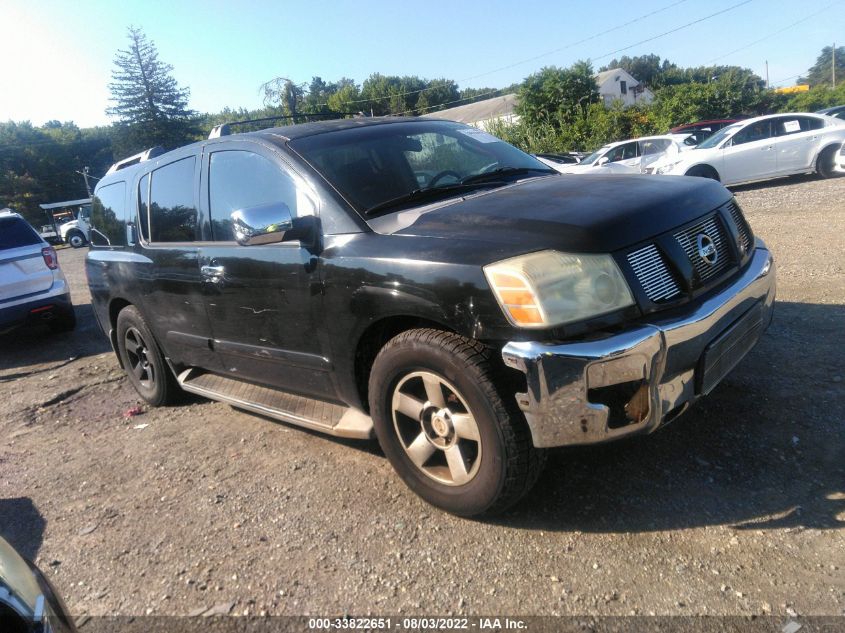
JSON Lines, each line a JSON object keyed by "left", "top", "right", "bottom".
{"left": 458, "top": 128, "right": 500, "bottom": 143}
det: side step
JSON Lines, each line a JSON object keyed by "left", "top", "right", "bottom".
{"left": 176, "top": 369, "right": 374, "bottom": 440}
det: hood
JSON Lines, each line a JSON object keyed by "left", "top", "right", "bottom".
{"left": 381, "top": 173, "right": 732, "bottom": 253}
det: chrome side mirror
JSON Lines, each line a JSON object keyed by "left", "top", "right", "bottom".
{"left": 231, "top": 203, "right": 293, "bottom": 246}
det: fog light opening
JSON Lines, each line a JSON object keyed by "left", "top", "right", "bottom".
{"left": 588, "top": 380, "right": 650, "bottom": 429}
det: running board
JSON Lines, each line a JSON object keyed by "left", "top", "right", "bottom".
{"left": 176, "top": 369, "right": 373, "bottom": 440}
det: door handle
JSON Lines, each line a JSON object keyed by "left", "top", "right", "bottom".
{"left": 201, "top": 265, "right": 225, "bottom": 279}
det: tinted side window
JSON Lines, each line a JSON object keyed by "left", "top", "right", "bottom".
{"left": 208, "top": 151, "right": 313, "bottom": 242}
{"left": 804, "top": 116, "right": 825, "bottom": 130}
{"left": 772, "top": 117, "right": 804, "bottom": 136}
{"left": 0, "top": 217, "right": 40, "bottom": 250}
{"left": 138, "top": 173, "right": 150, "bottom": 242}
{"left": 733, "top": 121, "right": 772, "bottom": 145}
{"left": 90, "top": 181, "right": 127, "bottom": 247}
{"left": 149, "top": 157, "right": 197, "bottom": 242}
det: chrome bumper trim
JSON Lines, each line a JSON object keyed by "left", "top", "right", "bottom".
{"left": 502, "top": 243, "right": 776, "bottom": 448}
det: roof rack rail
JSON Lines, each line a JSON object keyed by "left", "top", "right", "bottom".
{"left": 106, "top": 146, "right": 166, "bottom": 175}
{"left": 208, "top": 112, "right": 368, "bottom": 139}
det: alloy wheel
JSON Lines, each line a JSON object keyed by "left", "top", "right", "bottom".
{"left": 391, "top": 371, "right": 482, "bottom": 486}
{"left": 124, "top": 326, "right": 155, "bottom": 389}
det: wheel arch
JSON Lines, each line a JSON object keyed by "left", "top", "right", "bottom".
{"left": 684, "top": 163, "right": 721, "bottom": 181}
{"left": 107, "top": 297, "right": 133, "bottom": 368}
{"left": 353, "top": 315, "right": 455, "bottom": 412}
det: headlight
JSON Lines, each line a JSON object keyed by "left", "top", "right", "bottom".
{"left": 484, "top": 250, "right": 635, "bottom": 328}
{"left": 656, "top": 160, "right": 682, "bottom": 175}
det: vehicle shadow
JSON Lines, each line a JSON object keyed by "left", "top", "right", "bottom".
{"left": 728, "top": 173, "right": 828, "bottom": 193}
{"left": 0, "top": 497, "right": 46, "bottom": 562}
{"left": 496, "top": 300, "right": 844, "bottom": 532}
{"left": 0, "top": 303, "right": 111, "bottom": 375}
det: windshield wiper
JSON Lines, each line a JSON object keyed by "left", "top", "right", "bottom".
{"left": 364, "top": 182, "right": 502, "bottom": 216}
{"left": 460, "top": 166, "right": 555, "bottom": 185}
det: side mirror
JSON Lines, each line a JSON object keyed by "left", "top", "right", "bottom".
{"left": 597, "top": 157, "right": 610, "bottom": 166}
{"left": 231, "top": 203, "right": 293, "bottom": 246}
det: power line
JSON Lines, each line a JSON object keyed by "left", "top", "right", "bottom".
{"left": 706, "top": 0, "right": 842, "bottom": 64}
{"left": 587, "top": 0, "right": 755, "bottom": 64}
{"left": 311, "top": 0, "right": 695, "bottom": 110}
{"left": 393, "top": 0, "right": 759, "bottom": 117}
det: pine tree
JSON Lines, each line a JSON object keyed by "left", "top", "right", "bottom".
{"left": 107, "top": 26, "right": 196, "bottom": 153}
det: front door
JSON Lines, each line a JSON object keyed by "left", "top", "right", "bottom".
{"left": 197, "top": 144, "right": 334, "bottom": 399}
{"left": 721, "top": 120, "right": 777, "bottom": 184}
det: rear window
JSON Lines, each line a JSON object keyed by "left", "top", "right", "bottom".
{"left": 0, "top": 216, "right": 41, "bottom": 250}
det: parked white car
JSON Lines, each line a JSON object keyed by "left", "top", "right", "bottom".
{"left": 0, "top": 211, "right": 75, "bottom": 333}
{"left": 546, "top": 135, "right": 692, "bottom": 175}
{"left": 650, "top": 113, "right": 845, "bottom": 185}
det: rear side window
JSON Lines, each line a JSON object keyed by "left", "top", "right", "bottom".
{"left": 90, "top": 182, "right": 127, "bottom": 247}
{"left": 0, "top": 216, "right": 40, "bottom": 250}
{"left": 208, "top": 150, "right": 312, "bottom": 241}
{"left": 148, "top": 157, "right": 197, "bottom": 242}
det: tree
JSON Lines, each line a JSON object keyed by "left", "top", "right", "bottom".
{"left": 516, "top": 61, "right": 599, "bottom": 128}
{"left": 799, "top": 45, "right": 845, "bottom": 87}
{"left": 260, "top": 76, "right": 306, "bottom": 119}
{"left": 107, "top": 26, "right": 196, "bottom": 153}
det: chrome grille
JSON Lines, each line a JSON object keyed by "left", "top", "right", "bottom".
{"left": 674, "top": 215, "right": 732, "bottom": 283}
{"left": 627, "top": 244, "right": 681, "bottom": 302}
{"left": 726, "top": 200, "right": 752, "bottom": 254}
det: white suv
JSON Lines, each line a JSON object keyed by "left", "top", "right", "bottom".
{"left": 651, "top": 113, "right": 845, "bottom": 185}
{"left": 0, "top": 211, "right": 75, "bottom": 333}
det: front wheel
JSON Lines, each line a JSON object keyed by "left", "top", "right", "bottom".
{"left": 66, "top": 231, "right": 87, "bottom": 248}
{"left": 816, "top": 145, "right": 839, "bottom": 179}
{"left": 369, "top": 329, "right": 544, "bottom": 516}
{"left": 116, "top": 305, "right": 179, "bottom": 406}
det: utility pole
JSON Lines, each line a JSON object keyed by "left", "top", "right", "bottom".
{"left": 833, "top": 43, "right": 836, "bottom": 88}
{"left": 82, "top": 167, "right": 93, "bottom": 197}
{"left": 765, "top": 60, "right": 769, "bottom": 89}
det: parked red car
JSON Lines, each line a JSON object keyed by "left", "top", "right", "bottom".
{"left": 670, "top": 119, "right": 742, "bottom": 145}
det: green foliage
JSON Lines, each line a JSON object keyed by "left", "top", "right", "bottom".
{"left": 517, "top": 62, "right": 599, "bottom": 128}
{"left": 799, "top": 46, "right": 845, "bottom": 87}
{"left": 107, "top": 26, "right": 196, "bottom": 154}
{"left": 784, "top": 83, "right": 845, "bottom": 111}
{"left": 0, "top": 121, "right": 111, "bottom": 225}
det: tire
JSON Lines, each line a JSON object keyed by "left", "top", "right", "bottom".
{"left": 115, "top": 305, "right": 179, "bottom": 406}
{"left": 685, "top": 165, "right": 720, "bottom": 181}
{"left": 48, "top": 308, "right": 76, "bottom": 333}
{"left": 66, "top": 231, "right": 86, "bottom": 248}
{"left": 816, "top": 145, "right": 839, "bottom": 179}
{"left": 369, "top": 328, "right": 544, "bottom": 517}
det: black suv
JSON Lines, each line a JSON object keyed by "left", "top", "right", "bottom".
{"left": 86, "top": 118, "right": 776, "bottom": 516}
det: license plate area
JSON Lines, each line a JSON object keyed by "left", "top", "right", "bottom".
{"left": 696, "top": 302, "right": 764, "bottom": 395}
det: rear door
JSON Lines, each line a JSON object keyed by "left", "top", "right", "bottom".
{"left": 136, "top": 150, "right": 219, "bottom": 370}
{"left": 771, "top": 115, "right": 825, "bottom": 173}
{"left": 721, "top": 120, "right": 777, "bottom": 184}
{"left": 0, "top": 217, "right": 51, "bottom": 301}
{"left": 197, "top": 142, "right": 333, "bottom": 398}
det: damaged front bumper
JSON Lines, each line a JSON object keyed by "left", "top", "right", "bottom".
{"left": 502, "top": 242, "right": 776, "bottom": 448}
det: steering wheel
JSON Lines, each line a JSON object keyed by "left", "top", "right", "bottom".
{"left": 427, "top": 170, "right": 462, "bottom": 187}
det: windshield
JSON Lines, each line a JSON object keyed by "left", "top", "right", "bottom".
{"left": 580, "top": 146, "right": 611, "bottom": 166}
{"left": 289, "top": 121, "right": 554, "bottom": 214}
{"left": 695, "top": 123, "right": 742, "bottom": 149}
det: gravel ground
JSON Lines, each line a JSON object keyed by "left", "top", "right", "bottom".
{"left": 1, "top": 174, "right": 843, "bottom": 620}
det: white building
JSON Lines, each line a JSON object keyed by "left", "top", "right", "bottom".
{"left": 594, "top": 68, "right": 654, "bottom": 107}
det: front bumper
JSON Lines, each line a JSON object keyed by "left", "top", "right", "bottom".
{"left": 502, "top": 242, "right": 776, "bottom": 448}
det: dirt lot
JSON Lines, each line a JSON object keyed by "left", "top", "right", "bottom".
{"left": 1, "top": 175, "right": 843, "bottom": 620}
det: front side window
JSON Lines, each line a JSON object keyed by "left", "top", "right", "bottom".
{"left": 641, "top": 139, "right": 671, "bottom": 155}
{"left": 90, "top": 182, "right": 126, "bottom": 247}
{"left": 148, "top": 157, "right": 197, "bottom": 242}
{"left": 732, "top": 121, "right": 772, "bottom": 145}
{"left": 208, "top": 150, "right": 312, "bottom": 241}
{"left": 607, "top": 142, "right": 638, "bottom": 162}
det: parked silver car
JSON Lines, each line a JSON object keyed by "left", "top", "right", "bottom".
{"left": 0, "top": 211, "right": 75, "bottom": 334}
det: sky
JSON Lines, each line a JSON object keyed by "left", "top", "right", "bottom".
{"left": 1, "top": 0, "right": 843, "bottom": 128}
